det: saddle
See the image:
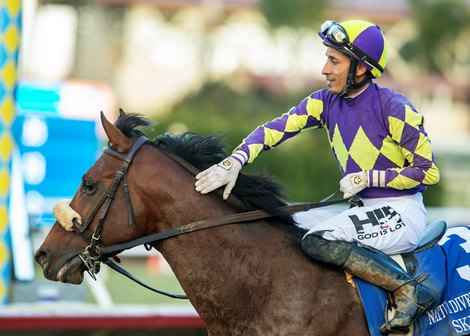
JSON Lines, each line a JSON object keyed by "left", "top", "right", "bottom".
{"left": 411, "top": 220, "right": 447, "bottom": 252}
{"left": 400, "top": 220, "right": 447, "bottom": 277}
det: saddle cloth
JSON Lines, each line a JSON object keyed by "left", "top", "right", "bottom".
{"left": 355, "top": 225, "right": 470, "bottom": 336}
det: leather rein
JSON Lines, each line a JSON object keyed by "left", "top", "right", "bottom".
{"left": 72, "top": 136, "right": 349, "bottom": 299}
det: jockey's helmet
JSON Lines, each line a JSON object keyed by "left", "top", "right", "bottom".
{"left": 319, "top": 19, "right": 388, "bottom": 78}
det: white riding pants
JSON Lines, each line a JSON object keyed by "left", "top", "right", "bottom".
{"left": 294, "top": 193, "right": 427, "bottom": 255}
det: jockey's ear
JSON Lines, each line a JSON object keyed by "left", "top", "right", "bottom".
{"left": 100, "top": 111, "right": 133, "bottom": 153}
{"left": 356, "top": 62, "right": 369, "bottom": 78}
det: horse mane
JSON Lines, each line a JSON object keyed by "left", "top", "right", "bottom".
{"left": 115, "top": 112, "right": 295, "bottom": 225}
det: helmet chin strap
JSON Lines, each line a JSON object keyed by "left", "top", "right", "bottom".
{"left": 339, "top": 58, "right": 374, "bottom": 98}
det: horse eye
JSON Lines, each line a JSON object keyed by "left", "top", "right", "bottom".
{"left": 82, "top": 179, "right": 97, "bottom": 195}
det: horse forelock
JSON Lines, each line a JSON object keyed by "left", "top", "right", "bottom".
{"left": 114, "top": 112, "right": 295, "bottom": 225}
{"left": 114, "top": 113, "right": 153, "bottom": 138}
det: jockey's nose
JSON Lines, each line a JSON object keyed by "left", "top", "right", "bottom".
{"left": 35, "top": 247, "right": 50, "bottom": 270}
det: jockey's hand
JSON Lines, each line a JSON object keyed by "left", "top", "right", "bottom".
{"left": 195, "top": 157, "right": 242, "bottom": 200}
{"left": 340, "top": 171, "right": 368, "bottom": 198}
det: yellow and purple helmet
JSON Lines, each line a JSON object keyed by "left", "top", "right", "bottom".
{"left": 319, "top": 20, "right": 388, "bottom": 78}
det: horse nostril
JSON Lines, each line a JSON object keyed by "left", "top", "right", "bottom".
{"left": 35, "top": 248, "right": 50, "bottom": 269}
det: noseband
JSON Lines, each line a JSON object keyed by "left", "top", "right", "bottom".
{"left": 71, "top": 136, "right": 149, "bottom": 280}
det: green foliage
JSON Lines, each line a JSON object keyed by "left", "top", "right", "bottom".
{"left": 422, "top": 156, "right": 445, "bottom": 207}
{"left": 422, "top": 179, "right": 444, "bottom": 207}
{"left": 403, "top": 0, "right": 470, "bottom": 73}
{"left": 149, "top": 82, "right": 339, "bottom": 203}
{"left": 258, "top": 0, "right": 327, "bottom": 28}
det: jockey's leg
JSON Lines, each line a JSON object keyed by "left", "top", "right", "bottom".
{"left": 301, "top": 233, "right": 435, "bottom": 332}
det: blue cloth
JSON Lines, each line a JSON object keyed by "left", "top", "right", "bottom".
{"left": 355, "top": 226, "right": 470, "bottom": 336}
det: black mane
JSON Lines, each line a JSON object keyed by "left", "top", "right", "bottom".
{"left": 115, "top": 112, "right": 294, "bottom": 224}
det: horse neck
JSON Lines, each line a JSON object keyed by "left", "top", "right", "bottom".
{"left": 150, "top": 194, "right": 320, "bottom": 327}
{"left": 163, "top": 218, "right": 285, "bottom": 324}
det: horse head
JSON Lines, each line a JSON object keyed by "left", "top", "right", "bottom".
{"left": 35, "top": 111, "right": 157, "bottom": 284}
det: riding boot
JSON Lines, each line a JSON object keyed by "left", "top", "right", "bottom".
{"left": 301, "top": 235, "right": 436, "bottom": 334}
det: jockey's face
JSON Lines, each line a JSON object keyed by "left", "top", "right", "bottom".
{"left": 322, "top": 47, "right": 351, "bottom": 95}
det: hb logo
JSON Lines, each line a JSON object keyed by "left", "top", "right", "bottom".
{"left": 348, "top": 206, "right": 403, "bottom": 234}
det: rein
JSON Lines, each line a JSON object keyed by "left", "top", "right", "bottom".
{"left": 70, "top": 135, "right": 350, "bottom": 299}
{"left": 98, "top": 193, "right": 348, "bottom": 259}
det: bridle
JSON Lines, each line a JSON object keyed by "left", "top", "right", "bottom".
{"left": 73, "top": 136, "right": 148, "bottom": 282}
{"left": 68, "top": 135, "right": 350, "bottom": 299}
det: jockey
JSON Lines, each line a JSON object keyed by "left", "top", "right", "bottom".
{"left": 195, "top": 19, "right": 440, "bottom": 333}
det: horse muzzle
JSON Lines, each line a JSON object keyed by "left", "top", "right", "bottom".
{"left": 56, "top": 254, "right": 87, "bottom": 284}
{"left": 35, "top": 247, "right": 86, "bottom": 284}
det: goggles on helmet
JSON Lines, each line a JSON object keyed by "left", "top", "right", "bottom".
{"left": 320, "top": 20, "right": 384, "bottom": 74}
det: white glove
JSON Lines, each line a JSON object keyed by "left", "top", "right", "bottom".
{"left": 339, "top": 171, "right": 369, "bottom": 198}
{"left": 195, "top": 157, "right": 242, "bottom": 200}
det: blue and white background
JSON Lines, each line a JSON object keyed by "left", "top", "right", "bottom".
{"left": 10, "top": 81, "right": 100, "bottom": 281}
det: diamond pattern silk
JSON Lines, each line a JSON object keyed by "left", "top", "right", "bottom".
{"left": 233, "top": 83, "right": 439, "bottom": 198}
{"left": 0, "top": 0, "right": 21, "bottom": 303}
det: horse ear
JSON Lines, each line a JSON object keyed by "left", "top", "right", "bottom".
{"left": 100, "top": 111, "right": 132, "bottom": 152}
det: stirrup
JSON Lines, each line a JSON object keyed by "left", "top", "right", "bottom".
{"left": 380, "top": 292, "right": 410, "bottom": 335}
{"left": 380, "top": 274, "right": 434, "bottom": 335}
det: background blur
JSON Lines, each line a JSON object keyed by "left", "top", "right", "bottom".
{"left": 1, "top": 0, "right": 469, "bottom": 335}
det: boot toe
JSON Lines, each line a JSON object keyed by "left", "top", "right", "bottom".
{"left": 388, "top": 285, "right": 436, "bottom": 329}
{"left": 380, "top": 324, "right": 409, "bottom": 335}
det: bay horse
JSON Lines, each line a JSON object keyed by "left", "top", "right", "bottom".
{"left": 35, "top": 111, "right": 369, "bottom": 335}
